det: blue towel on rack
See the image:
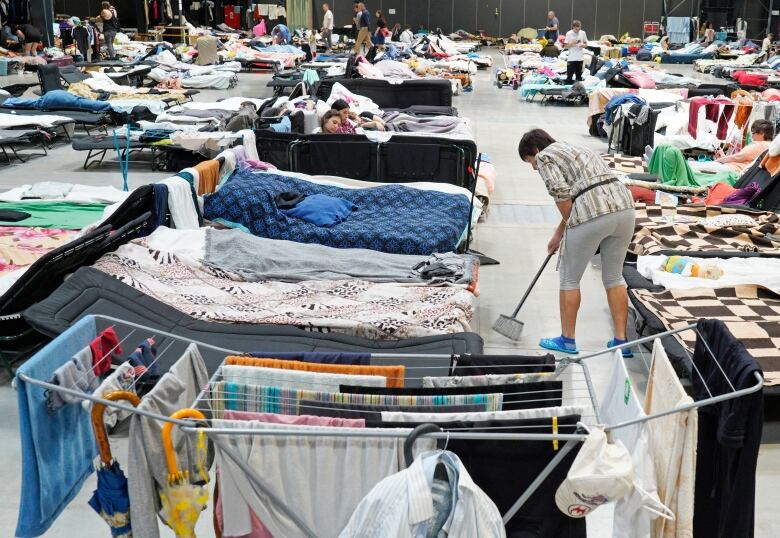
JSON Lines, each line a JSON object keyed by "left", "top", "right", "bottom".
{"left": 15, "top": 316, "right": 98, "bottom": 537}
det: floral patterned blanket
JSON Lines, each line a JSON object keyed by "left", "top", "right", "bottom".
{"left": 0, "top": 227, "right": 78, "bottom": 274}
{"left": 92, "top": 241, "right": 475, "bottom": 340}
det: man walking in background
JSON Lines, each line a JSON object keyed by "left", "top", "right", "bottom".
{"left": 353, "top": 2, "right": 371, "bottom": 55}
{"left": 545, "top": 10, "right": 559, "bottom": 41}
{"left": 564, "top": 20, "right": 587, "bottom": 84}
{"left": 322, "top": 3, "right": 334, "bottom": 51}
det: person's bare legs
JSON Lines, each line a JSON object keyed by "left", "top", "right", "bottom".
{"left": 605, "top": 284, "right": 628, "bottom": 340}
{"left": 560, "top": 289, "right": 581, "bottom": 339}
{"left": 23, "top": 42, "right": 32, "bottom": 56}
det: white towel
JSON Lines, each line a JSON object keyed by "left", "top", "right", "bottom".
{"left": 160, "top": 177, "right": 200, "bottom": 229}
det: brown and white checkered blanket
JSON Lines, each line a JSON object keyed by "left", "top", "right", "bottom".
{"left": 631, "top": 285, "right": 780, "bottom": 385}
{"left": 629, "top": 204, "right": 780, "bottom": 256}
{"left": 601, "top": 153, "right": 647, "bottom": 174}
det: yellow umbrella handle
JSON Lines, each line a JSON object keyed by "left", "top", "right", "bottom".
{"left": 163, "top": 409, "right": 207, "bottom": 482}
{"left": 91, "top": 390, "right": 141, "bottom": 466}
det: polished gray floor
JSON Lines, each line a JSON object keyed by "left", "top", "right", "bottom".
{"left": 0, "top": 52, "right": 777, "bottom": 536}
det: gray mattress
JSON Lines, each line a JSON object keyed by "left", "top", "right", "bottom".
{"left": 23, "top": 267, "right": 483, "bottom": 378}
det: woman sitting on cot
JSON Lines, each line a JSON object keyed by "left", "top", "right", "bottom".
{"left": 330, "top": 99, "right": 386, "bottom": 131}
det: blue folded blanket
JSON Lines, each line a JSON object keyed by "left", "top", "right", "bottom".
{"left": 281, "top": 194, "right": 357, "bottom": 227}
{"left": 203, "top": 170, "right": 471, "bottom": 255}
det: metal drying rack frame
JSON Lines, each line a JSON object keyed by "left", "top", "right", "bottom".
{"left": 18, "top": 314, "right": 763, "bottom": 537}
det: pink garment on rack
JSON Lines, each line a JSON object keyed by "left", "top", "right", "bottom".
{"left": 222, "top": 410, "right": 366, "bottom": 427}
{"left": 688, "top": 96, "right": 735, "bottom": 140}
{"left": 214, "top": 411, "right": 366, "bottom": 537}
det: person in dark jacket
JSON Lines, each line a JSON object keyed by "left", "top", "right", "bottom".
{"left": 15, "top": 24, "right": 42, "bottom": 56}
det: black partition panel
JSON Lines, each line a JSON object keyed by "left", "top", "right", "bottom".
{"left": 573, "top": 0, "right": 598, "bottom": 37}
{"left": 331, "top": 0, "right": 356, "bottom": 27}
{"left": 524, "top": 0, "right": 549, "bottom": 33}
{"left": 548, "top": 0, "right": 573, "bottom": 35}
{"left": 500, "top": 0, "right": 526, "bottom": 34}
{"left": 406, "top": 0, "right": 430, "bottom": 29}
{"left": 476, "top": 0, "right": 501, "bottom": 35}
{"left": 429, "top": 0, "right": 453, "bottom": 33}
{"left": 452, "top": 0, "right": 477, "bottom": 32}
{"left": 381, "top": 0, "right": 406, "bottom": 29}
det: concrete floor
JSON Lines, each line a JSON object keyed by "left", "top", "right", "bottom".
{"left": 0, "top": 51, "right": 778, "bottom": 536}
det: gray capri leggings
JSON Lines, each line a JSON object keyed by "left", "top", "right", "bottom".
{"left": 559, "top": 208, "right": 635, "bottom": 291}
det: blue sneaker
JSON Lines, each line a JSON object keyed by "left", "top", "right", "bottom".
{"left": 540, "top": 335, "right": 579, "bottom": 354}
{"left": 608, "top": 338, "right": 634, "bottom": 358}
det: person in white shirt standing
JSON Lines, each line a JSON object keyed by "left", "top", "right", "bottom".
{"left": 564, "top": 20, "right": 587, "bottom": 85}
{"left": 763, "top": 32, "right": 774, "bottom": 55}
{"left": 321, "top": 3, "right": 334, "bottom": 51}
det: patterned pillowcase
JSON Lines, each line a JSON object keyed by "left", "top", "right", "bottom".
{"left": 699, "top": 214, "right": 758, "bottom": 228}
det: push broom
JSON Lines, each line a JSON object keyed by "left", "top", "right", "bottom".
{"left": 492, "top": 253, "right": 553, "bottom": 341}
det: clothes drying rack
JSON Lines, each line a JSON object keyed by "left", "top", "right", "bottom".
{"left": 18, "top": 314, "right": 764, "bottom": 537}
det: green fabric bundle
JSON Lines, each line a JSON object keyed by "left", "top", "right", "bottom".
{"left": 648, "top": 144, "right": 739, "bottom": 188}
{"left": 0, "top": 201, "right": 106, "bottom": 229}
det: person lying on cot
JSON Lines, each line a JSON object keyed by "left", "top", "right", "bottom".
{"left": 331, "top": 99, "right": 386, "bottom": 131}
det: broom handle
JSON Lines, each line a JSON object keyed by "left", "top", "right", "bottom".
{"left": 510, "top": 253, "right": 553, "bottom": 318}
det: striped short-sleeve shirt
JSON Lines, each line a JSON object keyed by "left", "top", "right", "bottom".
{"left": 536, "top": 142, "right": 634, "bottom": 227}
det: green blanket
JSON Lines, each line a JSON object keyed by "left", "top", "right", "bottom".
{"left": 648, "top": 144, "right": 739, "bottom": 188}
{"left": 0, "top": 201, "right": 106, "bottom": 229}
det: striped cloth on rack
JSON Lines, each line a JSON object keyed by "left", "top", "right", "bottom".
{"left": 226, "top": 356, "right": 406, "bottom": 388}
{"left": 208, "top": 381, "right": 503, "bottom": 418}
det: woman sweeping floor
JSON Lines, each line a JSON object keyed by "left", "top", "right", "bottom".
{"left": 518, "top": 128, "right": 636, "bottom": 357}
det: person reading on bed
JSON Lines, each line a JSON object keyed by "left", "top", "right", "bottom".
{"left": 714, "top": 120, "right": 773, "bottom": 173}
{"left": 331, "top": 99, "right": 386, "bottom": 131}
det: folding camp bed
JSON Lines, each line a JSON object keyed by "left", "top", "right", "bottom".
{"left": 0, "top": 129, "right": 48, "bottom": 163}
{"left": 253, "top": 131, "right": 477, "bottom": 189}
{"left": 660, "top": 52, "right": 714, "bottom": 64}
{"left": 0, "top": 106, "right": 116, "bottom": 136}
{"left": 22, "top": 268, "right": 485, "bottom": 371}
{"left": 315, "top": 78, "right": 453, "bottom": 108}
{"left": 71, "top": 135, "right": 191, "bottom": 170}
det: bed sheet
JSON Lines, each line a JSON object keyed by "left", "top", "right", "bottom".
{"left": 92, "top": 240, "right": 474, "bottom": 340}
{"left": 203, "top": 169, "right": 472, "bottom": 255}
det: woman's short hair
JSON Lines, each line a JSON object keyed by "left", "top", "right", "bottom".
{"left": 331, "top": 99, "right": 349, "bottom": 111}
{"left": 518, "top": 129, "right": 556, "bottom": 159}
{"left": 751, "top": 119, "right": 775, "bottom": 140}
{"left": 321, "top": 110, "right": 341, "bottom": 129}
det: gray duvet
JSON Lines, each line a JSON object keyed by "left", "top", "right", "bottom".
{"left": 204, "top": 228, "right": 477, "bottom": 285}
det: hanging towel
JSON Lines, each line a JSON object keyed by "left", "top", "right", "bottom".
{"left": 226, "top": 356, "right": 406, "bottom": 388}
{"left": 15, "top": 317, "right": 98, "bottom": 537}
{"left": 644, "top": 340, "right": 697, "bottom": 538}
{"left": 193, "top": 159, "right": 220, "bottom": 195}
{"left": 160, "top": 177, "right": 200, "bottom": 228}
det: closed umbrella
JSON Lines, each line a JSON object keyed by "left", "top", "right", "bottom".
{"left": 89, "top": 391, "right": 141, "bottom": 537}
{"left": 159, "top": 409, "right": 209, "bottom": 538}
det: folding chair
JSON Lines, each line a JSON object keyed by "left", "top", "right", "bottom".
{"left": 36, "top": 63, "right": 64, "bottom": 94}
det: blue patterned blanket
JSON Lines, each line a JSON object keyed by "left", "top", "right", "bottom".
{"left": 203, "top": 171, "right": 471, "bottom": 255}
